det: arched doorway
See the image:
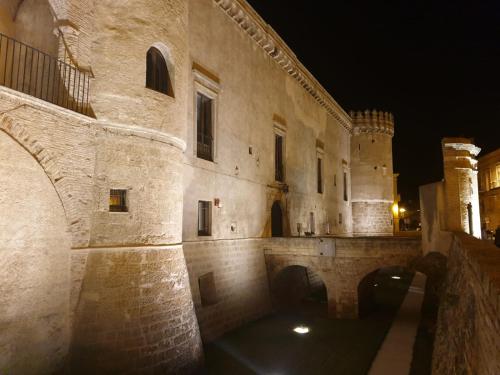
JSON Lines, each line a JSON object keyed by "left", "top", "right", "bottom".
{"left": 271, "top": 265, "right": 328, "bottom": 317}
{"left": 0, "top": 131, "right": 71, "bottom": 374}
{"left": 271, "top": 200, "right": 283, "bottom": 237}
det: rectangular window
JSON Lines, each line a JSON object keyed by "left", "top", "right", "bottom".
{"left": 198, "top": 200, "right": 212, "bottom": 236}
{"left": 109, "top": 189, "right": 127, "bottom": 212}
{"left": 275, "top": 134, "right": 284, "bottom": 182}
{"left": 339, "top": 213, "right": 343, "bottom": 224}
{"left": 334, "top": 174, "right": 337, "bottom": 187}
{"left": 343, "top": 172, "right": 348, "bottom": 201}
{"left": 317, "top": 158, "right": 323, "bottom": 194}
{"left": 196, "top": 93, "right": 213, "bottom": 161}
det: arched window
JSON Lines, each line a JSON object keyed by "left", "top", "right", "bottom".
{"left": 146, "top": 47, "right": 173, "bottom": 96}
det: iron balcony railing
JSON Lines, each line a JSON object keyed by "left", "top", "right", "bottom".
{"left": 197, "top": 133, "right": 213, "bottom": 161}
{"left": 0, "top": 32, "right": 91, "bottom": 116}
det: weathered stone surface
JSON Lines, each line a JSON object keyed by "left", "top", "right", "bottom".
{"left": 71, "top": 246, "right": 203, "bottom": 374}
{"left": 183, "top": 239, "right": 272, "bottom": 342}
{"left": 432, "top": 234, "right": 500, "bottom": 375}
{"left": 0, "top": 131, "right": 71, "bottom": 374}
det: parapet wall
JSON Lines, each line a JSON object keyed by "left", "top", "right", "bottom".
{"left": 432, "top": 233, "right": 500, "bottom": 374}
{"left": 350, "top": 110, "right": 394, "bottom": 136}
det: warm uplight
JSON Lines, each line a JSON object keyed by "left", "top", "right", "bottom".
{"left": 391, "top": 276, "right": 401, "bottom": 280}
{"left": 399, "top": 207, "right": 406, "bottom": 213}
{"left": 392, "top": 203, "right": 399, "bottom": 215}
{"left": 293, "top": 326, "right": 310, "bottom": 334}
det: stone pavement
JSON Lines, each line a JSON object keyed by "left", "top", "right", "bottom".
{"left": 368, "top": 272, "right": 427, "bottom": 375}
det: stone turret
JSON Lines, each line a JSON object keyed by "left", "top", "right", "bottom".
{"left": 350, "top": 110, "right": 395, "bottom": 236}
{"left": 441, "top": 138, "right": 481, "bottom": 237}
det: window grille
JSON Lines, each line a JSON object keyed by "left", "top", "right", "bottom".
{"left": 198, "top": 200, "right": 211, "bottom": 236}
{"left": 196, "top": 93, "right": 213, "bottom": 161}
{"left": 109, "top": 189, "right": 127, "bottom": 212}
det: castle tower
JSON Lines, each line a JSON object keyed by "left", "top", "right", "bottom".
{"left": 350, "top": 110, "right": 395, "bottom": 236}
{"left": 441, "top": 138, "right": 481, "bottom": 237}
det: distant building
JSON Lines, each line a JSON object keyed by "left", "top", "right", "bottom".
{"left": 478, "top": 148, "right": 500, "bottom": 236}
{"left": 419, "top": 138, "right": 481, "bottom": 254}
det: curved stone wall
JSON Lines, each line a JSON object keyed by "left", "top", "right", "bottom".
{"left": 0, "top": 131, "right": 71, "bottom": 374}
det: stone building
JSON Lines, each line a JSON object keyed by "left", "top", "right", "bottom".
{"left": 419, "top": 138, "right": 482, "bottom": 255}
{"left": 0, "top": 0, "right": 410, "bottom": 373}
{"left": 478, "top": 148, "right": 500, "bottom": 235}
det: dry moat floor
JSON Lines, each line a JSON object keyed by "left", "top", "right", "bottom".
{"left": 202, "top": 269, "right": 433, "bottom": 375}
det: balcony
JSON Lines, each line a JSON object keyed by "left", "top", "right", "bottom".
{"left": 197, "top": 133, "right": 213, "bottom": 161}
{"left": 0, "top": 32, "right": 91, "bottom": 116}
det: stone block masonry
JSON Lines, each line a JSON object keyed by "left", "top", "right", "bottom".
{"left": 71, "top": 246, "right": 203, "bottom": 374}
{"left": 183, "top": 239, "right": 273, "bottom": 342}
{"left": 432, "top": 233, "right": 500, "bottom": 375}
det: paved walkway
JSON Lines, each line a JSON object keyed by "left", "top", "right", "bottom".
{"left": 369, "top": 272, "right": 427, "bottom": 375}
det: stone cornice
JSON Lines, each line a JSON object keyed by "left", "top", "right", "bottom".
{"left": 214, "top": 0, "right": 352, "bottom": 133}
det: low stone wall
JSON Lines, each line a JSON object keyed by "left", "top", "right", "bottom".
{"left": 432, "top": 233, "right": 500, "bottom": 375}
{"left": 183, "top": 239, "right": 272, "bottom": 342}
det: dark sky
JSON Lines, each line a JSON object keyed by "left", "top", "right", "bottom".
{"left": 246, "top": 0, "right": 500, "bottom": 201}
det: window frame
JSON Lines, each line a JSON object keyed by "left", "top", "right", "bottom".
{"left": 195, "top": 92, "right": 214, "bottom": 161}
{"left": 193, "top": 67, "right": 219, "bottom": 163}
{"left": 145, "top": 46, "right": 174, "bottom": 97}
{"left": 197, "top": 200, "right": 212, "bottom": 236}
{"left": 109, "top": 189, "right": 128, "bottom": 213}
{"left": 273, "top": 123, "right": 286, "bottom": 183}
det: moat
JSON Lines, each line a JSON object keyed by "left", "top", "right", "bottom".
{"left": 203, "top": 269, "right": 432, "bottom": 375}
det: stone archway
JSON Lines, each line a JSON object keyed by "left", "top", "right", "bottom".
{"left": 271, "top": 265, "right": 328, "bottom": 317}
{"left": 0, "top": 131, "right": 71, "bottom": 374}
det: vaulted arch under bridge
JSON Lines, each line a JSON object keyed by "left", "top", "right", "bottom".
{"left": 264, "top": 236, "right": 444, "bottom": 318}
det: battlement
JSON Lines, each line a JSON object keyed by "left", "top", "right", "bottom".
{"left": 350, "top": 109, "right": 394, "bottom": 136}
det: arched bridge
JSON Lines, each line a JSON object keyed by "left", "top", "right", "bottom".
{"left": 263, "top": 236, "right": 423, "bottom": 318}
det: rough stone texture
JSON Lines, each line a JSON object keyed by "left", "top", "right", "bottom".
{"left": 0, "top": 89, "right": 95, "bottom": 248}
{"left": 478, "top": 148, "right": 500, "bottom": 233}
{"left": 419, "top": 182, "right": 454, "bottom": 255}
{"left": 0, "top": 131, "right": 71, "bottom": 374}
{"left": 352, "top": 201, "right": 393, "bottom": 236}
{"left": 432, "top": 234, "right": 500, "bottom": 375}
{"left": 264, "top": 236, "right": 422, "bottom": 318}
{"left": 71, "top": 246, "right": 203, "bottom": 374}
{"left": 89, "top": 130, "right": 184, "bottom": 247}
{"left": 183, "top": 239, "right": 272, "bottom": 342}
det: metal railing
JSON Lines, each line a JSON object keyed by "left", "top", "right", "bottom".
{"left": 0, "top": 32, "right": 91, "bottom": 116}
{"left": 197, "top": 133, "right": 213, "bottom": 161}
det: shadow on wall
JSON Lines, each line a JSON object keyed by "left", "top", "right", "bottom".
{"left": 270, "top": 265, "right": 328, "bottom": 318}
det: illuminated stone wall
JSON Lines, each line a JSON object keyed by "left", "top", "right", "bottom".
{"left": 432, "top": 234, "right": 500, "bottom": 375}
{"left": 183, "top": 239, "right": 272, "bottom": 342}
{"left": 441, "top": 138, "right": 481, "bottom": 238}
{"left": 478, "top": 148, "right": 500, "bottom": 233}
{"left": 350, "top": 110, "right": 395, "bottom": 236}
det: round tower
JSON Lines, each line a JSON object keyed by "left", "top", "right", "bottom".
{"left": 350, "top": 110, "right": 395, "bottom": 236}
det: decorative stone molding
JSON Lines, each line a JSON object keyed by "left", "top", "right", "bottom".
{"left": 350, "top": 109, "right": 395, "bottom": 136}
{"left": 214, "top": 0, "right": 352, "bottom": 133}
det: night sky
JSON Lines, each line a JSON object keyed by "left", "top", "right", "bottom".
{"left": 247, "top": 0, "right": 500, "bottom": 202}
